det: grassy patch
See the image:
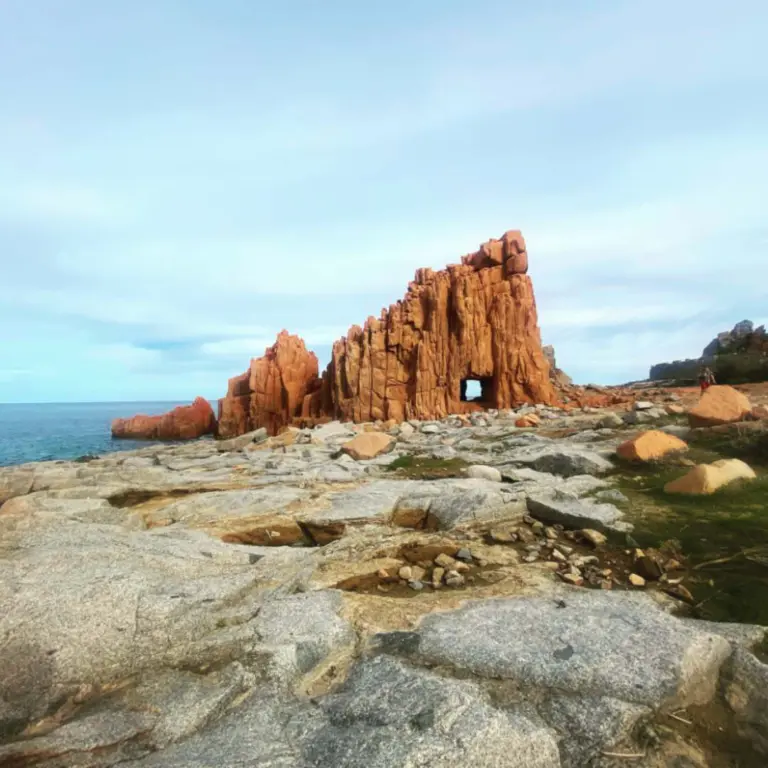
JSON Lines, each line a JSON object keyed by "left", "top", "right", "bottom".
{"left": 688, "top": 425, "right": 768, "bottom": 467}
{"left": 613, "top": 455, "right": 768, "bottom": 625}
{"left": 386, "top": 455, "right": 468, "bottom": 480}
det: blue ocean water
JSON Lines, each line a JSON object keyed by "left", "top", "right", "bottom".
{"left": 0, "top": 402, "right": 194, "bottom": 467}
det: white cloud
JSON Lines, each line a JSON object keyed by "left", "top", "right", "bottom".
{"left": 200, "top": 326, "right": 349, "bottom": 357}
{"left": 540, "top": 302, "right": 704, "bottom": 331}
{"left": 87, "top": 344, "right": 163, "bottom": 371}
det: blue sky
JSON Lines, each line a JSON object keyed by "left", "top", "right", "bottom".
{"left": 1, "top": 0, "right": 766, "bottom": 403}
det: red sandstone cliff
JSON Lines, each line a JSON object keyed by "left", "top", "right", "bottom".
{"left": 112, "top": 397, "right": 217, "bottom": 440}
{"left": 218, "top": 230, "right": 557, "bottom": 437}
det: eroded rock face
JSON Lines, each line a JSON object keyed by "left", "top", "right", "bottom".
{"left": 112, "top": 398, "right": 217, "bottom": 440}
{"left": 218, "top": 331, "right": 321, "bottom": 438}
{"left": 322, "top": 230, "right": 555, "bottom": 424}
{"left": 219, "top": 230, "right": 557, "bottom": 436}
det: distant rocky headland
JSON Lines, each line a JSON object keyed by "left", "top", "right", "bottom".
{"left": 650, "top": 320, "right": 768, "bottom": 385}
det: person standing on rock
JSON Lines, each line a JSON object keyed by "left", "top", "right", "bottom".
{"left": 699, "top": 366, "right": 716, "bottom": 393}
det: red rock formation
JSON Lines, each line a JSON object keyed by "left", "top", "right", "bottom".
{"left": 112, "top": 397, "right": 217, "bottom": 440}
{"left": 219, "top": 230, "right": 557, "bottom": 436}
{"left": 218, "top": 331, "right": 320, "bottom": 438}
{"left": 319, "top": 230, "right": 555, "bottom": 423}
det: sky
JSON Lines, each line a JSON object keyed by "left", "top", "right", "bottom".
{"left": 1, "top": 0, "right": 766, "bottom": 403}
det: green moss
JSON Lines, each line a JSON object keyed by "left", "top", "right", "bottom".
{"left": 613, "top": 456, "right": 768, "bottom": 625}
{"left": 688, "top": 426, "right": 768, "bottom": 467}
{"left": 386, "top": 455, "right": 468, "bottom": 480}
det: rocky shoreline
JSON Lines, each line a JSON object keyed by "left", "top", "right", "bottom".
{"left": 2, "top": 389, "right": 767, "bottom": 766}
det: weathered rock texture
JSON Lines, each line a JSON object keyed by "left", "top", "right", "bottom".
{"left": 112, "top": 398, "right": 217, "bottom": 440}
{"left": 219, "top": 231, "right": 556, "bottom": 436}
{"left": 218, "top": 331, "right": 321, "bottom": 438}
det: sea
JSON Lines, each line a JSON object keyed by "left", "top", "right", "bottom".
{"left": 0, "top": 402, "right": 199, "bottom": 467}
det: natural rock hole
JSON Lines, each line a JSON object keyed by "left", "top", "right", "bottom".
{"left": 460, "top": 377, "right": 494, "bottom": 404}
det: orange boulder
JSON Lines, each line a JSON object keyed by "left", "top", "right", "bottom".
{"left": 688, "top": 386, "right": 752, "bottom": 428}
{"left": 616, "top": 430, "right": 688, "bottom": 462}
{"left": 515, "top": 413, "right": 541, "bottom": 428}
{"left": 341, "top": 433, "right": 395, "bottom": 461}
{"left": 664, "top": 459, "right": 756, "bottom": 495}
{"left": 112, "top": 397, "right": 216, "bottom": 440}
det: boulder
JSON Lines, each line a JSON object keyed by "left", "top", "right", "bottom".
{"left": 406, "top": 592, "right": 731, "bottom": 710}
{"left": 341, "top": 433, "right": 395, "bottom": 461}
{"left": 622, "top": 410, "right": 657, "bottom": 425}
{"left": 688, "top": 385, "right": 752, "bottom": 428}
{"left": 111, "top": 398, "right": 217, "bottom": 441}
{"left": 664, "top": 458, "right": 757, "bottom": 495}
{"left": 467, "top": 465, "right": 503, "bottom": 482}
{"left": 723, "top": 648, "right": 768, "bottom": 755}
{"left": 515, "top": 413, "right": 541, "bottom": 428}
{"left": 303, "top": 656, "right": 561, "bottom": 768}
{"left": 598, "top": 412, "right": 624, "bottom": 428}
{"left": 394, "top": 482, "right": 527, "bottom": 531}
{"left": 512, "top": 445, "right": 614, "bottom": 478}
{"left": 527, "top": 495, "right": 632, "bottom": 533}
{"left": 616, "top": 430, "right": 688, "bottom": 462}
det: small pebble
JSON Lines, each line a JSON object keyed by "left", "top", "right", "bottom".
{"left": 434, "top": 553, "right": 457, "bottom": 569}
{"left": 531, "top": 521, "right": 545, "bottom": 533}
{"left": 398, "top": 566, "right": 413, "bottom": 581}
{"left": 445, "top": 570, "right": 465, "bottom": 587}
{"left": 628, "top": 574, "right": 646, "bottom": 587}
{"left": 408, "top": 580, "right": 425, "bottom": 591}
{"left": 517, "top": 528, "right": 536, "bottom": 544}
{"left": 432, "top": 567, "right": 445, "bottom": 587}
{"left": 544, "top": 527, "right": 558, "bottom": 540}
{"left": 523, "top": 553, "right": 539, "bottom": 563}
{"left": 455, "top": 548, "right": 473, "bottom": 562}
{"left": 453, "top": 561, "right": 470, "bottom": 573}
